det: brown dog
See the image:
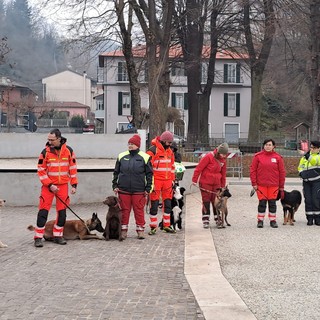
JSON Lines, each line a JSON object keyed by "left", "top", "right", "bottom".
{"left": 213, "top": 186, "right": 232, "bottom": 229}
{"left": 0, "top": 199, "right": 7, "bottom": 248}
{"left": 27, "top": 212, "right": 105, "bottom": 240}
{"left": 103, "top": 195, "right": 122, "bottom": 241}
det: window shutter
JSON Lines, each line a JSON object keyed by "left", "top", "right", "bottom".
{"left": 171, "top": 93, "right": 176, "bottom": 107}
{"left": 224, "top": 93, "right": 228, "bottom": 116}
{"left": 184, "top": 93, "right": 188, "bottom": 110}
{"left": 118, "top": 92, "right": 123, "bottom": 115}
{"left": 224, "top": 64, "right": 228, "bottom": 83}
{"left": 118, "top": 62, "right": 122, "bottom": 81}
{"left": 236, "top": 64, "right": 241, "bottom": 83}
{"left": 236, "top": 93, "right": 240, "bottom": 116}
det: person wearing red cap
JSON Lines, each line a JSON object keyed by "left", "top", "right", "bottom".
{"left": 146, "top": 131, "right": 176, "bottom": 234}
{"left": 112, "top": 134, "right": 153, "bottom": 240}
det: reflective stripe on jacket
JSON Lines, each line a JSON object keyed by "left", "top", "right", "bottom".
{"left": 298, "top": 152, "right": 320, "bottom": 181}
{"left": 37, "top": 142, "right": 78, "bottom": 186}
{"left": 112, "top": 149, "right": 153, "bottom": 193}
{"left": 147, "top": 137, "right": 175, "bottom": 181}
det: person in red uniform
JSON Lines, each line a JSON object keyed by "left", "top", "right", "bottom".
{"left": 250, "top": 138, "right": 286, "bottom": 228}
{"left": 112, "top": 134, "right": 153, "bottom": 240}
{"left": 147, "top": 131, "right": 176, "bottom": 235}
{"left": 34, "top": 128, "right": 78, "bottom": 247}
{"left": 192, "top": 143, "right": 228, "bottom": 228}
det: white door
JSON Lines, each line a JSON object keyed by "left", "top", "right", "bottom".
{"left": 225, "top": 124, "right": 239, "bottom": 143}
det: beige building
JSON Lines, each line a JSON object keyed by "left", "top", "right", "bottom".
{"left": 42, "top": 70, "right": 100, "bottom": 112}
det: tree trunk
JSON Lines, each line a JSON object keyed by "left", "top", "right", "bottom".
{"left": 243, "top": 0, "right": 276, "bottom": 143}
{"left": 310, "top": 0, "right": 320, "bottom": 139}
{"left": 248, "top": 70, "right": 263, "bottom": 142}
{"left": 115, "top": 0, "right": 143, "bottom": 129}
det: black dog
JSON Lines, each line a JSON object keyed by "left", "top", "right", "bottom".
{"left": 280, "top": 190, "right": 302, "bottom": 225}
{"left": 159, "top": 185, "right": 186, "bottom": 230}
{"left": 103, "top": 195, "right": 122, "bottom": 241}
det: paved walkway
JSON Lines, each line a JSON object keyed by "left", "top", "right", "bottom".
{"left": 1, "top": 169, "right": 314, "bottom": 319}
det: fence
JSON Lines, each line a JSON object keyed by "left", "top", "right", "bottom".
{"left": 36, "top": 118, "right": 69, "bottom": 127}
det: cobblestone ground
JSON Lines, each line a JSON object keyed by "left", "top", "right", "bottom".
{"left": 0, "top": 202, "right": 203, "bottom": 320}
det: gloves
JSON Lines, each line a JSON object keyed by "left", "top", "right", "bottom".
{"left": 49, "top": 184, "right": 59, "bottom": 193}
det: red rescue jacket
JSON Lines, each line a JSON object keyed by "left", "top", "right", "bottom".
{"left": 147, "top": 137, "right": 175, "bottom": 181}
{"left": 37, "top": 141, "right": 78, "bottom": 187}
{"left": 250, "top": 150, "right": 285, "bottom": 188}
{"left": 192, "top": 149, "right": 227, "bottom": 187}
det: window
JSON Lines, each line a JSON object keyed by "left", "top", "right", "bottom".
{"left": 96, "top": 99, "right": 104, "bottom": 111}
{"left": 224, "top": 93, "right": 240, "bottom": 117}
{"left": 171, "top": 92, "right": 188, "bottom": 110}
{"left": 117, "top": 62, "right": 129, "bottom": 82}
{"left": 117, "top": 122, "right": 130, "bottom": 132}
{"left": 171, "top": 62, "right": 186, "bottom": 77}
{"left": 223, "top": 63, "right": 241, "bottom": 83}
{"left": 118, "top": 92, "right": 131, "bottom": 116}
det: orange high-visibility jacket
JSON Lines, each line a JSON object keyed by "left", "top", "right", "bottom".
{"left": 37, "top": 142, "right": 78, "bottom": 187}
{"left": 147, "top": 137, "right": 175, "bottom": 181}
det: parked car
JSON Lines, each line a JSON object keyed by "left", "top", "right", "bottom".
{"left": 82, "top": 124, "right": 95, "bottom": 134}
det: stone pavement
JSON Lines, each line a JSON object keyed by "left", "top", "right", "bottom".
{"left": 0, "top": 177, "right": 309, "bottom": 320}
{"left": 0, "top": 201, "right": 204, "bottom": 320}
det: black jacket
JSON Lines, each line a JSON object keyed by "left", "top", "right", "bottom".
{"left": 112, "top": 149, "right": 153, "bottom": 193}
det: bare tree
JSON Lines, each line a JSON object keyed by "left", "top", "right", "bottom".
{"left": 309, "top": 0, "right": 320, "bottom": 139}
{"left": 129, "top": 0, "right": 175, "bottom": 139}
{"left": 115, "top": 0, "right": 143, "bottom": 129}
{"left": 242, "top": 0, "right": 276, "bottom": 142}
{"left": 0, "top": 37, "right": 10, "bottom": 65}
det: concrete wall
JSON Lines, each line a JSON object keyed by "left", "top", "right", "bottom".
{"left": 0, "top": 130, "right": 147, "bottom": 158}
{"left": 1, "top": 165, "right": 196, "bottom": 206}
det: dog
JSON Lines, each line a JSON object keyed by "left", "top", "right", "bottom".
{"left": 159, "top": 185, "right": 186, "bottom": 230}
{"left": 0, "top": 199, "right": 7, "bottom": 248}
{"left": 280, "top": 190, "right": 302, "bottom": 225}
{"left": 214, "top": 186, "right": 232, "bottom": 229}
{"left": 27, "top": 212, "right": 105, "bottom": 240}
{"left": 103, "top": 195, "right": 122, "bottom": 241}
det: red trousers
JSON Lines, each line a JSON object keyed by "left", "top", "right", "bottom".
{"left": 150, "top": 179, "right": 173, "bottom": 202}
{"left": 118, "top": 193, "right": 146, "bottom": 231}
{"left": 39, "top": 184, "right": 69, "bottom": 211}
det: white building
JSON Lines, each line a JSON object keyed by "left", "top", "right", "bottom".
{"left": 98, "top": 45, "right": 251, "bottom": 142}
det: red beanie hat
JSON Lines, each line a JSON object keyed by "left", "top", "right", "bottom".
{"left": 160, "top": 131, "right": 173, "bottom": 142}
{"left": 128, "top": 134, "right": 141, "bottom": 148}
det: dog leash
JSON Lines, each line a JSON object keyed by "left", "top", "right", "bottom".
{"left": 55, "top": 194, "right": 91, "bottom": 233}
{"left": 190, "top": 184, "right": 218, "bottom": 195}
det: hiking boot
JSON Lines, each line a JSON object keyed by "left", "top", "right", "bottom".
{"left": 307, "top": 220, "right": 314, "bottom": 226}
{"left": 257, "top": 220, "right": 264, "bottom": 228}
{"left": 137, "top": 231, "right": 145, "bottom": 240}
{"left": 148, "top": 228, "right": 157, "bottom": 236}
{"left": 203, "top": 222, "right": 210, "bottom": 229}
{"left": 163, "top": 226, "right": 176, "bottom": 233}
{"left": 270, "top": 221, "right": 278, "bottom": 228}
{"left": 307, "top": 215, "right": 314, "bottom": 226}
{"left": 34, "top": 238, "right": 43, "bottom": 248}
{"left": 53, "top": 237, "right": 67, "bottom": 245}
